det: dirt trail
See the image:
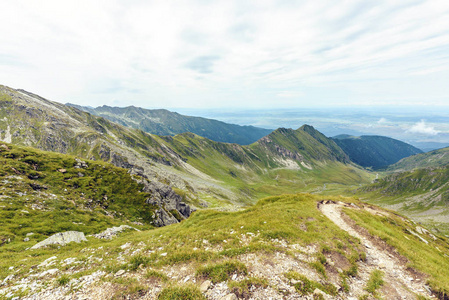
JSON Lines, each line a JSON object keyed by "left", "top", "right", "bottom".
{"left": 319, "top": 202, "right": 435, "bottom": 299}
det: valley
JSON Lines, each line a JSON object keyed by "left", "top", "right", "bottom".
{"left": 1, "top": 85, "right": 449, "bottom": 300}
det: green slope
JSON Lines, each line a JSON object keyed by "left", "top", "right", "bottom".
{"left": 0, "top": 142, "right": 161, "bottom": 248}
{"left": 1, "top": 193, "right": 448, "bottom": 299}
{"left": 67, "top": 103, "right": 272, "bottom": 145}
{"left": 387, "top": 146, "right": 449, "bottom": 172}
{"left": 359, "top": 164, "right": 449, "bottom": 234}
{"left": 159, "top": 126, "right": 370, "bottom": 201}
{"left": 332, "top": 135, "right": 422, "bottom": 169}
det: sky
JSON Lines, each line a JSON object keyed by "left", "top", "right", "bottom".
{"left": 1, "top": 0, "right": 449, "bottom": 109}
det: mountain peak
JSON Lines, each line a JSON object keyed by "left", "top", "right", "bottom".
{"left": 298, "top": 124, "right": 316, "bottom": 132}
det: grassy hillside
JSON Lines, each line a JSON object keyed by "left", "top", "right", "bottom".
{"left": 160, "top": 127, "right": 370, "bottom": 202}
{"left": 67, "top": 104, "right": 273, "bottom": 145}
{"left": 1, "top": 193, "right": 448, "bottom": 299}
{"left": 358, "top": 165, "right": 449, "bottom": 234}
{"left": 332, "top": 135, "right": 422, "bottom": 169}
{"left": 357, "top": 146, "right": 449, "bottom": 234}
{"left": 0, "top": 141, "right": 169, "bottom": 249}
{"left": 387, "top": 147, "right": 449, "bottom": 172}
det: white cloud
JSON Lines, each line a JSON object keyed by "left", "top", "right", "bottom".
{"left": 408, "top": 120, "right": 440, "bottom": 136}
{"left": 377, "top": 118, "right": 388, "bottom": 124}
{"left": 0, "top": 0, "right": 449, "bottom": 108}
{"left": 277, "top": 91, "right": 304, "bottom": 98}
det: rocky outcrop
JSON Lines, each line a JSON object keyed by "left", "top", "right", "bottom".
{"left": 152, "top": 209, "right": 179, "bottom": 227}
{"left": 93, "top": 225, "right": 139, "bottom": 239}
{"left": 30, "top": 231, "right": 87, "bottom": 249}
{"left": 259, "top": 136, "right": 303, "bottom": 161}
{"left": 139, "top": 179, "right": 192, "bottom": 227}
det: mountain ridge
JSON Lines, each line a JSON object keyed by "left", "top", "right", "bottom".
{"left": 387, "top": 146, "right": 449, "bottom": 172}
{"left": 66, "top": 103, "right": 273, "bottom": 145}
{"left": 332, "top": 134, "right": 422, "bottom": 169}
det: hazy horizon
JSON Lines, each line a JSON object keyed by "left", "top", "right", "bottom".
{"left": 64, "top": 102, "right": 449, "bottom": 151}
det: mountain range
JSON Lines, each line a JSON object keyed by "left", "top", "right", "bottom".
{"left": 67, "top": 103, "right": 273, "bottom": 145}
{"left": 332, "top": 134, "right": 423, "bottom": 169}
{"left": 1, "top": 84, "right": 449, "bottom": 299}
{"left": 0, "top": 85, "right": 373, "bottom": 207}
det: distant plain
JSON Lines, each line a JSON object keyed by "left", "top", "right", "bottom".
{"left": 177, "top": 106, "right": 449, "bottom": 152}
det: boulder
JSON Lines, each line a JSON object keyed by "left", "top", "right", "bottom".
{"left": 200, "top": 280, "right": 212, "bottom": 292}
{"left": 93, "top": 225, "right": 139, "bottom": 239}
{"left": 31, "top": 231, "right": 87, "bottom": 249}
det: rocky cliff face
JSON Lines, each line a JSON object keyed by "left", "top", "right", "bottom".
{"left": 0, "top": 85, "right": 191, "bottom": 226}
{"left": 137, "top": 178, "right": 192, "bottom": 227}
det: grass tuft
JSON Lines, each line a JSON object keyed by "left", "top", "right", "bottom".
{"left": 158, "top": 284, "right": 205, "bottom": 300}
{"left": 228, "top": 277, "right": 268, "bottom": 299}
{"left": 365, "top": 269, "right": 384, "bottom": 296}
{"left": 129, "top": 254, "right": 151, "bottom": 271}
{"left": 145, "top": 269, "right": 169, "bottom": 282}
{"left": 196, "top": 260, "right": 247, "bottom": 283}
{"left": 56, "top": 274, "right": 71, "bottom": 286}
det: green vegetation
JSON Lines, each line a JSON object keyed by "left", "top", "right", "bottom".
{"left": 0, "top": 190, "right": 448, "bottom": 299}
{"left": 162, "top": 127, "right": 373, "bottom": 204}
{"left": 129, "top": 254, "right": 152, "bottom": 271}
{"left": 196, "top": 261, "right": 248, "bottom": 283}
{"left": 228, "top": 277, "right": 268, "bottom": 298}
{"left": 56, "top": 274, "right": 71, "bottom": 286}
{"left": 158, "top": 284, "right": 206, "bottom": 300}
{"left": 145, "top": 269, "right": 169, "bottom": 282}
{"left": 359, "top": 164, "right": 449, "bottom": 234}
{"left": 0, "top": 142, "right": 154, "bottom": 252}
{"left": 365, "top": 270, "right": 384, "bottom": 296}
{"left": 284, "top": 271, "right": 337, "bottom": 296}
{"left": 387, "top": 146, "right": 449, "bottom": 172}
{"left": 0, "top": 193, "right": 367, "bottom": 298}
{"left": 108, "top": 277, "right": 148, "bottom": 300}
{"left": 333, "top": 135, "right": 422, "bottom": 169}
{"left": 1, "top": 87, "right": 373, "bottom": 208}
{"left": 344, "top": 207, "right": 449, "bottom": 296}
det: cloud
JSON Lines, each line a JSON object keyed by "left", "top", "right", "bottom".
{"left": 185, "top": 56, "right": 220, "bottom": 74}
{"left": 377, "top": 117, "right": 388, "bottom": 124}
{"left": 407, "top": 120, "right": 440, "bottom": 136}
{"left": 277, "top": 91, "right": 304, "bottom": 98}
{"left": 0, "top": 1, "right": 449, "bottom": 108}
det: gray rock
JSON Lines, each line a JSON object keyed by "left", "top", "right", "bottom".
{"left": 114, "top": 270, "right": 126, "bottom": 277}
{"left": 74, "top": 158, "right": 88, "bottom": 168}
{"left": 23, "top": 237, "right": 30, "bottom": 242}
{"left": 152, "top": 208, "right": 178, "bottom": 227}
{"left": 93, "top": 225, "right": 139, "bottom": 239}
{"left": 220, "top": 294, "right": 237, "bottom": 300}
{"left": 39, "top": 268, "right": 59, "bottom": 277}
{"left": 140, "top": 179, "right": 191, "bottom": 227}
{"left": 31, "top": 231, "right": 87, "bottom": 249}
{"left": 200, "top": 280, "right": 212, "bottom": 292}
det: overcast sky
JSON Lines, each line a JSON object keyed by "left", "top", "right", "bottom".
{"left": 1, "top": 0, "right": 449, "bottom": 109}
